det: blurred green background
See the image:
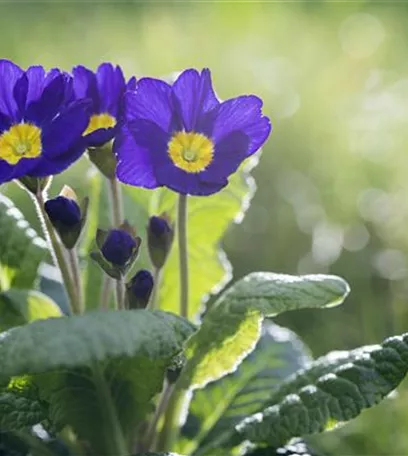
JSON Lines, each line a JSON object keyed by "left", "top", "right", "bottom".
{"left": 2, "top": 0, "right": 408, "bottom": 453}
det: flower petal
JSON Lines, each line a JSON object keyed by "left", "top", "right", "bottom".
{"left": 25, "top": 74, "right": 66, "bottom": 125}
{"left": 42, "top": 99, "right": 90, "bottom": 157}
{"left": 171, "top": 68, "right": 219, "bottom": 132}
{"left": 114, "top": 120, "right": 163, "bottom": 189}
{"left": 29, "top": 140, "right": 86, "bottom": 177}
{"left": 96, "top": 63, "right": 125, "bottom": 117}
{"left": 125, "top": 78, "right": 173, "bottom": 131}
{"left": 212, "top": 95, "right": 271, "bottom": 156}
{"left": 73, "top": 65, "right": 99, "bottom": 112}
{"left": 25, "top": 66, "right": 46, "bottom": 105}
{"left": 13, "top": 74, "right": 28, "bottom": 121}
{"left": 85, "top": 127, "right": 116, "bottom": 148}
{"left": 200, "top": 130, "right": 249, "bottom": 183}
{"left": 0, "top": 60, "right": 23, "bottom": 120}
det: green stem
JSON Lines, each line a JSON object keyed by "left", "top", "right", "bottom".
{"left": 116, "top": 276, "right": 125, "bottom": 310}
{"left": 100, "top": 274, "right": 113, "bottom": 310}
{"left": 68, "top": 247, "right": 84, "bottom": 314}
{"left": 156, "top": 386, "right": 186, "bottom": 451}
{"left": 178, "top": 194, "right": 189, "bottom": 318}
{"left": 109, "top": 177, "right": 123, "bottom": 228}
{"left": 34, "top": 192, "right": 78, "bottom": 315}
{"left": 92, "top": 362, "right": 128, "bottom": 455}
{"left": 148, "top": 267, "right": 162, "bottom": 310}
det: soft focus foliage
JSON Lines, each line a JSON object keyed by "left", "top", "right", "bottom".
{"left": 1, "top": 1, "right": 408, "bottom": 453}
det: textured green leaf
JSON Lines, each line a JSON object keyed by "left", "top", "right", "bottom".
{"left": 181, "top": 273, "right": 349, "bottom": 389}
{"left": 0, "top": 289, "right": 62, "bottom": 331}
{"left": 244, "top": 439, "right": 323, "bottom": 456}
{"left": 0, "top": 194, "right": 47, "bottom": 291}
{"left": 0, "top": 309, "right": 194, "bottom": 455}
{"left": 178, "top": 321, "right": 310, "bottom": 455}
{"left": 135, "top": 453, "right": 185, "bottom": 456}
{"left": 0, "top": 378, "right": 47, "bottom": 431}
{"left": 220, "top": 333, "right": 408, "bottom": 450}
{"left": 125, "top": 163, "right": 255, "bottom": 319}
{"left": 0, "top": 309, "right": 194, "bottom": 382}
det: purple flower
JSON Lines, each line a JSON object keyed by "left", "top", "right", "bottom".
{"left": 127, "top": 269, "right": 154, "bottom": 309}
{"left": 114, "top": 68, "right": 271, "bottom": 196}
{"left": 72, "top": 63, "right": 136, "bottom": 148}
{"left": 0, "top": 60, "right": 91, "bottom": 185}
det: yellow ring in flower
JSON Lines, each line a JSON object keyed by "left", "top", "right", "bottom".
{"left": 0, "top": 123, "right": 42, "bottom": 165}
{"left": 84, "top": 113, "right": 117, "bottom": 136}
{"left": 168, "top": 131, "right": 214, "bottom": 173}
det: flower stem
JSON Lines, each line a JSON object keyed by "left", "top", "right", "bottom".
{"left": 68, "top": 247, "right": 84, "bottom": 314}
{"left": 177, "top": 194, "right": 189, "bottom": 318}
{"left": 92, "top": 362, "right": 128, "bottom": 455}
{"left": 100, "top": 275, "right": 113, "bottom": 310}
{"left": 148, "top": 267, "right": 162, "bottom": 310}
{"left": 107, "top": 177, "right": 125, "bottom": 310}
{"left": 34, "top": 191, "right": 79, "bottom": 315}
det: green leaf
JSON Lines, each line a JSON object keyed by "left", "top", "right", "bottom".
{"left": 178, "top": 321, "right": 310, "bottom": 455}
{"left": 0, "top": 309, "right": 194, "bottom": 383}
{"left": 0, "top": 193, "right": 47, "bottom": 291}
{"left": 0, "top": 378, "right": 47, "bottom": 431}
{"left": 0, "top": 310, "right": 194, "bottom": 454}
{"left": 135, "top": 453, "right": 185, "bottom": 456}
{"left": 181, "top": 273, "right": 349, "bottom": 389}
{"left": 0, "top": 289, "right": 62, "bottom": 332}
{"left": 223, "top": 333, "right": 408, "bottom": 450}
{"left": 244, "top": 439, "right": 323, "bottom": 456}
{"left": 125, "top": 165, "right": 255, "bottom": 319}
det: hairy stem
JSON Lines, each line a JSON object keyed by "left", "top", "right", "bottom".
{"left": 68, "top": 247, "right": 84, "bottom": 314}
{"left": 116, "top": 276, "right": 125, "bottom": 310}
{"left": 148, "top": 267, "right": 162, "bottom": 310}
{"left": 100, "top": 274, "right": 113, "bottom": 310}
{"left": 34, "top": 191, "right": 78, "bottom": 315}
{"left": 178, "top": 193, "right": 189, "bottom": 318}
{"left": 92, "top": 362, "right": 128, "bottom": 455}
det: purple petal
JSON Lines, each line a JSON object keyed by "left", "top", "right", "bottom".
{"left": 212, "top": 95, "right": 271, "bottom": 157}
{"left": 0, "top": 60, "right": 23, "bottom": 120}
{"left": 171, "top": 68, "right": 219, "bottom": 132}
{"left": 96, "top": 63, "right": 125, "bottom": 116}
{"left": 73, "top": 65, "right": 99, "bottom": 112}
{"left": 29, "top": 140, "right": 86, "bottom": 177}
{"left": 126, "top": 76, "right": 137, "bottom": 91}
{"left": 85, "top": 127, "right": 116, "bottom": 148}
{"left": 25, "top": 66, "right": 46, "bottom": 105}
{"left": 13, "top": 74, "right": 28, "bottom": 121}
{"left": 200, "top": 131, "right": 249, "bottom": 183}
{"left": 42, "top": 100, "right": 90, "bottom": 157}
{"left": 0, "top": 156, "right": 40, "bottom": 184}
{"left": 125, "top": 78, "right": 172, "bottom": 131}
{"left": 114, "top": 119, "right": 167, "bottom": 189}
{"left": 25, "top": 74, "right": 66, "bottom": 125}
{"left": 0, "top": 112, "right": 11, "bottom": 133}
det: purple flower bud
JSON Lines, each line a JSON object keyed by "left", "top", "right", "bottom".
{"left": 147, "top": 215, "right": 174, "bottom": 269}
{"left": 44, "top": 196, "right": 81, "bottom": 227}
{"left": 127, "top": 269, "right": 154, "bottom": 309}
{"left": 101, "top": 229, "right": 137, "bottom": 266}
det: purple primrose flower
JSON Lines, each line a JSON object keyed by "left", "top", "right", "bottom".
{"left": 0, "top": 60, "right": 90, "bottom": 184}
{"left": 72, "top": 63, "right": 136, "bottom": 148}
{"left": 114, "top": 68, "right": 271, "bottom": 196}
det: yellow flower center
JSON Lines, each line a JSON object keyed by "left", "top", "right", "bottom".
{"left": 0, "top": 123, "right": 42, "bottom": 165}
{"left": 84, "top": 113, "right": 117, "bottom": 136}
{"left": 168, "top": 131, "right": 214, "bottom": 173}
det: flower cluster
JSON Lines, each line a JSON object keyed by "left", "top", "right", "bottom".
{"left": 0, "top": 60, "right": 271, "bottom": 196}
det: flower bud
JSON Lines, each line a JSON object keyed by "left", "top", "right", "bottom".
{"left": 45, "top": 196, "right": 81, "bottom": 227}
{"left": 126, "top": 269, "right": 154, "bottom": 309}
{"left": 101, "top": 229, "right": 136, "bottom": 266}
{"left": 44, "top": 193, "right": 87, "bottom": 249}
{"left": 88, "top": 142, "right": 117, "bottom": 179}
{"left": 147, "top": 215, "right": 174, "bottom": 269}
{"left": 91, "top": 225, "right": 141, "bottom": 279}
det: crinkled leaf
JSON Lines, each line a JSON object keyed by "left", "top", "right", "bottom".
{"left": 217, "top": 333, "right": 408, "bottom": 450}
{"left": 125, "top": 162, "right": 256, "bottom": 320}
{"left": 178, "top": 321, "right": 310, "bottom": 455}
{"left": 181, "top": 273, "right": 349, "bottom": 389}
{"left": 244, "top": 439, "right": 323, "bottom": 456}
{"left": 0, "top": 194, "right": 47, "bottom": 291}
{"left": 0, "top": 309, "right": 194, "bottom": 455}
{"left": 0, "top": 289, "right": 62, "bottom": 332}
{"left": 0, "top": 378, "right": 47, "bottom": 432}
